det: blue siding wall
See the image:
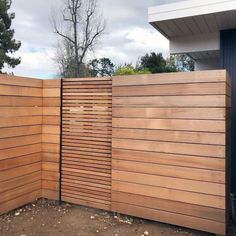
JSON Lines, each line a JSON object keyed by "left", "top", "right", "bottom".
{"left": 221, "top": 30, "right": 235, "bottom": 195}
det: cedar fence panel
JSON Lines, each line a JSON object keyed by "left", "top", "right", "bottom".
{"left": 0, "top": 70, "right": 231, "bottom": 236}
{"left": 112, "top": 70, "right": 230, "bottom": 235}
{"left": 0, "top": 75, "right": 42, "bottom": 214}
{"left": 60, "top": 77, "right": 112, "bottom": 211}
{"left": 41, "top": 79, "right": 61, "bottom": 200}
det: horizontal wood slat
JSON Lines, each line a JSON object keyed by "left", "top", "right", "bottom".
{"left": 61, "top": 77, "right": 112, "bottom": 210}
{"left": 0, "top": 96, "right": 42, "bottom": 107}
{"left": 113, "top": 118, "right": 225, "bottom": 132}
{"left": 112, "top": 70, "right": 229, "bottom": 86}
{"left": 112, "top": 107, "right": 226, "bottom": 120}
{"left": 0, "top": 190, "right": 41, "bottom": 215}
{"left": 0, "top": 107, "right": 42, "bottom": 117}
{"left": 0, "top": 134, "right": 42, "bottom": 150}
{"left": 0, "top": 75, "right": 43, "bottom": 215}
{"left": 112, "top": 180, "right": 225, "bottom": 209}
{"left": 112, "top": 128, "right": 225, "bottom": 145}
{"left": 112, "top": 191, "right": 225, "bottom": 223}
{"left": 113, "top": 95, "right": 226, "bottom": 107}
{"left": 0, "top": 75, "right": 42, "bottom": 87}
{"left": 112, "top": 71, "right": 229, "bottom": 235}
{"left": 0, "top": 153, "right": 41, "bottom": 171}
{"left": 0, "top": 71, "right": 230, "bottom": 236}
{"left": 0, "top": 125, "right": 42, "bottom": 139}
{"left": 112, "top": 149, "right": 225, "bottom": 171}
{"left": 112, "top": 170, "right": 225, "bottom": 196}
{"left": 0, "top": 143, "right": 42, "bottom": 161}
{"left": 113, "top": 83, "right": 226, "bottom": 96}
{"left": 41, "top": 79, "right": 61, "bottom": 200}
{"left": 112, "top": 159, "right": 225, "bottom": 183}
{"left": 111, "top": 202, "right": 225, "bottom": 235}
{"left": 113, "top": 138, "right": 224, "bottom": 158}
{"left": 0, "top": 84, "right": 42, "bottom": 97}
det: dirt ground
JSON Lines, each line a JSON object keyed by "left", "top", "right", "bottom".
{"left": 0, "top": 199, "right": 219, "bottom": 236}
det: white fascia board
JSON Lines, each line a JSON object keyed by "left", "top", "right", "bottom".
{"left": 170, "top": 32, "right": 220, "bottom": 54}
{"left": 149, "top": 0, "right": 236, "bottom": 22}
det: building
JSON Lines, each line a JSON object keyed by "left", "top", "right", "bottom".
{"left": 149, "top": 0, "right": 236, "bottom": 196}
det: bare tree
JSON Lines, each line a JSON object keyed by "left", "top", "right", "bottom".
{"left": 52, "top": 0, "right": 105, "bottom": 77}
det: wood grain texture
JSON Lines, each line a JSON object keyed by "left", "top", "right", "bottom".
{"left": 113, "top": 95, "right": 226, "bottom": 107}
{"left": 112, "top": 70, "right": 229, "bottom": 235}
{"left": 112, "top": 170, "right": 225, "bottom": 196}
{"left": 112, "top": 191, "right": 225, "bottom": 222}
{"left": 113, "top": 83, "right": 226, "bottom": 96}
{"left": 111, "top": 202, "right": 225, "bottom": 235}
{"left": 112, "top": 107, "right": 226, "bottom": 120}
{"left": 0, "top": 75, "right": 43, "bottom": 215}
{"left": 112, "top": 138, "right": 225, "bottom": 158}
{"left": 41, "top": 79, "right": 61, "bottom": 200}
{"left": 0, "top": 74, "right": 42, "bottom": 87}
{"left": 112, "top": 149, "right": 225, "bottom": 171}
{"left": 113, "top": 70, "right": 229, "bottom": 86}
{"left": 61, "top": 77, "right": 112, "bottom": 210}
{"left": 112, "top": 128, "right": 225, "bottom": 145}
{"left": 0, "top": 71, "right": 230, "bottom": 236}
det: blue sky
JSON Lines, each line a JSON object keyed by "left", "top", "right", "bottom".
{"left": 8, "top": 0, "right": 169, "bottom": 79}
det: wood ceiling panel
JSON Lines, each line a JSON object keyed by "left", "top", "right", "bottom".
{"left": 193, "top": 15, "right": 210, "bottom": 34}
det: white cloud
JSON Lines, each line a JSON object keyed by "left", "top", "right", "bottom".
{"left": 6, "top": 43, "right": 57, "bottom": 78}
{"left": 7, "top": 0, "right": 169, "bottom": 78}
{"left": 95, "top": 27, "right": 169, "bottom": 65}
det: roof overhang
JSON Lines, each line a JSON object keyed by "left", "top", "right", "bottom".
{"left": 170, "top": 32, "right": 220, "bottom": 60}
{"left": 149, "top": 0, "right": 236, "bottom": 39}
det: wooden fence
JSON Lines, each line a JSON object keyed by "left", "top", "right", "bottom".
{"left": 112, "top": 71, "right": 230, "bottom": 235}
{"left": 0, "top": 75, "right": 42, "bottom": 213}
{"left": 61, "top": 77, "right": 112, "bottom": 210}
{"left": 42, "top": 79, "right": 61, "bottom": 200}
{"left": 0, "top": 70, "right": 231, "bottom": 235}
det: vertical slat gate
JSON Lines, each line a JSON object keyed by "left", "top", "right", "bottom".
{"left": 61, "top": 77, "right": 112, "bottom": 210}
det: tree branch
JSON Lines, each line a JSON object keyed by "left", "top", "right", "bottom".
{"left": 54, "top": 28, "right": 75, "bottom": 44}
{"left": 53, "top": 0, "right": 105, "bottom": 77}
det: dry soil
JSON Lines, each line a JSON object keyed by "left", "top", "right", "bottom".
{"left": 0, "top": 199, "right": 218, "bottom": 236}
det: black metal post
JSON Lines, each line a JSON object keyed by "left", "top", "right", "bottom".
{"left": 59, "top": 78, "right": 63, "bottom": 204}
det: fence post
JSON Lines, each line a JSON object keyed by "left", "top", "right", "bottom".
{"left": 59, "top": 78, "right": 63, "bottom": 204}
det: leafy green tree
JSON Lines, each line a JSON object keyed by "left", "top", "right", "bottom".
{"left": 89, "top": 58, "right": 115, "bottom": 77}
{"left": 166, "top": 55, "right": 178, "bottom": 72}
{"left": 139, "top": 52, "right": 170, "bottom": 73}
{"left": 114, "top": 64, "right": 150, "bottom": 76}
{"left": 138, "top": 52, "right": 194, "bottom": 73}
{"left": 0, "top": 0, "right": 21, "bottom": 72}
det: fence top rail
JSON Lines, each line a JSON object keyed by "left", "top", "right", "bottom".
{"left": 0, "top": 69, "right": 231, "bottom": 88}
{"left": 0, "top": 74, "right": 42, "bottom": 88}
{"left": 112, "top": 70, "right": 230, "bottom": 87}
{"left": 63, "top": 77, "right": 112, "bottom": 82}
